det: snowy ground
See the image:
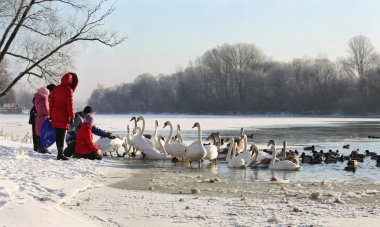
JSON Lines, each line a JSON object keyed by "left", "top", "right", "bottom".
{"left": 1, "top": 136, "right": 380, "bottom": 227}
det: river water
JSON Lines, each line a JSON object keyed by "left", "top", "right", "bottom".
{"left": 2, "top": 114, "right": 380, "bottom": 183}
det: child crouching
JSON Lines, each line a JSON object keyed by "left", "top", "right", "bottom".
{"left": 74, "top": 114, "right": 102, "bottom": 160}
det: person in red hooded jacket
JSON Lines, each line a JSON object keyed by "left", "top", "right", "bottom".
{"left": 49, "top": 72, "right": 78, "bottom": 160}
{"left": 74, "top": 114, "right": 102, "bottom": 160}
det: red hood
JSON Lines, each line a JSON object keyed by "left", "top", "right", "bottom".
{"left": 61, "top": 72, "right": 78, "bottom": 91}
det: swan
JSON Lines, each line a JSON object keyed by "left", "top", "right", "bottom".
{"left": 150, "top": 120, "right": 164, "bottom": 152}
{"left": 203, "top": 133, "right": 219, "bottom": 163}
{"left": 122, "top": 125, "right": 134, "bottom": 156}
{"left": 140, "top": 136, "right": 168, "bottom": 160}
{"left": 235, "top": 134, "right": 253, "bottom": 163}
{"left": 247, "top": 144, "right": 277, "bottom": 167}
{"left": 130, "top": 116, "right": 151, "bottom": 139}
{"left": 134, "top": 116, "right": 155, "bottom": 150}
{"left": 226, "top": 139, "right": 246, "bottom": 168}
{"left": 235, "top": 128, "right": 245, "bottom": 154}
{"left": 268, "top": 140, "right": 300, "bottom": 171}
{"left": 282, "top": 141, "right": 299, "bottom": 165}
{"left": 163, "top": 121, "right": 187, "bottom": 159}
{"left": 185, "top": 122, "right": 207, "bottom": 168}
{"left": 173, "top": 124, "right": 184, "bottom": 143}
{"left": 95, "top": 137, "right": 124, "bottom": 157}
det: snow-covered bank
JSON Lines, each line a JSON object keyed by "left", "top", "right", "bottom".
{"left": 0, "top": 139, "right": 128, "bottom": 227}
{"left": 1, "top": 139, "right": 380, "bottom": 227}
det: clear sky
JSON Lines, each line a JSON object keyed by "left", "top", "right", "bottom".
{"left": 71, "top": 0, "right": 380, "bottom": 103}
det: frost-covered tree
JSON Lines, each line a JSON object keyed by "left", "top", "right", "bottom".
{"left": 343, "top": 35, "right": 380, "bottom": 77}
{"left": 0, "top": 0, "right": 125, "bottom": 97}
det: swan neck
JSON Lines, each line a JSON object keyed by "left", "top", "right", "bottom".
{"left": 159, "top": 139, "right": 166, "bottom": 154}
{"left": 243, "top": 135, "right": 247, "bottom": 152}
{"left": 140, "top": 118, "right": 145, "bottom": 136}
{"left": 153, "top": 123, "right": 158, "bottom": 136}
{"left": 197, "top": 125, "right": 202, "bottom": 145}
{"left": 216, "top": 134, "right": 221, "bottom": 150}
{"left": 270, "top": 145, "right": 276, "bottom": 165}
{"left": 226, "top": 141, "right": 233, "bottom": 162}
{"left": 166, "top": 123, "right": 173, "bottom": 144}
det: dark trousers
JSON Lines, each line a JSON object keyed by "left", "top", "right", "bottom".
{"left": 31, "top": 123, "right": 39, "bottom": 151}
{"left": 75, "top": 152, "right": 102, "bottom": 160}
{"left": 55, "top": 128, "right": 66, "bottom": 151}
{"left": 63, "top": 142, "right": 76, "bottom": 157}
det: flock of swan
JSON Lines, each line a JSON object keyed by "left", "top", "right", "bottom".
{"left": 95, "top": 116, "right": 301, "bottom": 170}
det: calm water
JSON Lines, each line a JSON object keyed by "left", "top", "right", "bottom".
{"left": 96, "top": 114, "right": 380, "bottom": 183}
{"left": 2, "top": 114, "right": 380, "bottom": 183}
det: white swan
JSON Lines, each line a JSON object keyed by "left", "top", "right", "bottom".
{"left": 150, "top": 120, "right": 164, "bottom": 152}
{"left": 203, "top": 133, "right": 219, "bottom": 163}
{"left": 247, "top": 144, "right": 276, "bottom": 167}
{"left": 95, "top": 137, "right": 124, "bottom": 156}
{"left": 163, "top": 121, "right": 187, "bottom": 159}
{"left": 173, "top": 124, "right": 184, "bottom": 143}
{"left": 235, "top": 134, "right": 252, "bottom": 163}
{"left": 226, "top": 137, "right": 246, "bottom": 168}
{"left": 235, "top": 127, "right": 245, "bottom": 154}
{"left": 134, "top": 116, "right": 155, "bottom": 150}
{"left": 185, "top": 122, "right": 207, "bottom": 168}
{"left": 122, "top": 125, "right": 134, "bottom": 156}
{"left": 268, "top": 140, "right": 300, "bottom": 171}
{"left": 140, "top": 136, "right": 167, "bottom": 160}
{"left": 282, "top": 141, "right": 299, "bottom": 165}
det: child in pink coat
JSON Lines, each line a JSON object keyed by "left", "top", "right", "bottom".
{"left": 34, "top": 87, "right": 50, "bottom": 153}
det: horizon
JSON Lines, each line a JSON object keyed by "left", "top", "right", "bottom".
{"left": 13, "top": 0, "right": 380, "bottom": 103}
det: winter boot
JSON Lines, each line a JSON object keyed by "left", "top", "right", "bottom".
{"left": 57, "top": 147, "right": 69, "bottom": 160}
{"left": 35, "top": 136, "right": 40, "bottom": 152}
{"left": 38, "top": 140, "right": 52, "bottom": 154}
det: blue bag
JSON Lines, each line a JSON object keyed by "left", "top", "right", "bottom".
{"left": 40, "top": 119, "right": 56, "bottom": 148}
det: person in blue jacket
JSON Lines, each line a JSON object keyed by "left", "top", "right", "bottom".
{"left": 63, "top": 105, "right": 115, "bottom": 157}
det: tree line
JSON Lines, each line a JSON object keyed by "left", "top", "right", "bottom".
{"left": 88, "top": 36, "right": 380, "bottom": 115}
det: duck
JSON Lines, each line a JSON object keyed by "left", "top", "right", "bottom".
{"left": 268, "top": 140, "right": 300, "bottom": 171}
{"left": 342, "top": 144, "right": 350, "bottom": 149}
{"left": 226, "top": 138, "right": 246, "bottom": 168}
{"left": 365, "top": 150, "right": 377, "bottom": 157}
{"left": 303, "top": 145, "right": 315, "bottom": 151}
{"left": 349, "top": 149, "right": 365, "bottom": 162}
{"left": 300, "top": 152, "right": 312, "bottom": 164}
{"left": 344, "top": 159, "right": 358, "bottom": 172}
{"left": 163, "top": 121, "right": 187, "bottom": 159}
{"left": 185, "top": 122, "right": 207, "bottom": 168}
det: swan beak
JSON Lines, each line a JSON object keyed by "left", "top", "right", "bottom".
{"left": 129, "top": 117, "right": 135, "bottom": 122}
{"left": 163, "top": 122, "right": 168, "bottom": 128}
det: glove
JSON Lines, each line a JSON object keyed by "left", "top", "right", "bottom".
{"left": 106, "top": 131, "right": 115, "bottom": 139}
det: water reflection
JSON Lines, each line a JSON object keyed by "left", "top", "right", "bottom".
{"left": 119, "top": 157, "right": 379, "bottom": 184}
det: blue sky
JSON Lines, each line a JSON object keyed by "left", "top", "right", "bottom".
{"left": 73, "top": 0, "right": 380, "bottom": 102}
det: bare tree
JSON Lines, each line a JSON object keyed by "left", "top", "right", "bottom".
{"left": 343, "top": 35, "right": 380, "bottom": 77}
{"left": 0, "top": 0, "right": 125, "bottom": 97}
